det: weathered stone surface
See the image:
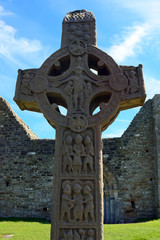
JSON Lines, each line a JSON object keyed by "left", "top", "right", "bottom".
{"left": 152, "top": 95, "right": 160, "bottom": 218}
{"left": 13, "top": 9, "right": 146, "bottom": 240}
{"left": 0, "top": 95, "right": 160, "bottom": 223}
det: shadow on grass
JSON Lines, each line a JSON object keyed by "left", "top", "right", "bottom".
{"left": 0, "top": 218, "right": 50, "bottom": 224}
{"left": 134, "top": 217, "right": 158, "bottom": 223}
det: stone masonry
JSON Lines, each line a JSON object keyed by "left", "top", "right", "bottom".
{"left": 0, "top": 95, "right": 160, "bottom": 223}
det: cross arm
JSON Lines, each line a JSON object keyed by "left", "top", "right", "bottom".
{"left": 14, "top": 69, "right": 41, "bottom": 113}
{"left": 119, "top": 64, "right": 146, "bottom": 110}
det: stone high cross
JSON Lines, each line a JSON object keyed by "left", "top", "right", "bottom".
{"left": 14, "top": 10, "right": 146, "bottom": 240}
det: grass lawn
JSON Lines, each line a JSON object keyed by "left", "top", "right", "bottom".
{"left": 104, "top": 219, "right": 160, "bottom": 240}
{"left": 0, "top": 218, "right": 160, "bottom": 240}
{"left": 0, "top": 218, "right": 50, "bottom": 240}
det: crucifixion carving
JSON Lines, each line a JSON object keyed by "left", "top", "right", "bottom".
{"left": 14, "top": 10, "right": 146, "bottom": 240}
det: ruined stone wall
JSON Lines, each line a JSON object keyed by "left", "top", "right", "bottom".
{"left": 0, "top": 97, "right": 54, "bottom": 220}
{"left": 0, "top": 96, "right": 159, "bottom": 222}
{"left": 152, "top": 95, "right": 160, "bottom": 218}
{"left": 103, "top": 98, "right": 157, "bottom": 222}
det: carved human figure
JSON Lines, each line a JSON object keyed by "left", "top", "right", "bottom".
{"left": 21, "top": 72, "right": 33, "bottom": 95}
{"left": 64, "top": 230, "right": 74, "bottom": 240}
{"left": 78, "top": 229, "right": 85, "bottom": 240}
{"left": 63, "top": 135, "right": 74, "bottom": 173}
{"left": 87, "top": 229, "right": 94, "bottom": 240}
{"left": 72, "top": 182, "right": 83, "bottom": 222}
{"left": 83, "top": 183, "right": 94, "bottom": 223}
{"left": 49, "top": 53, "right": 96, "bottom": 114}
{"left": 83, "top": 135, "right": 94, "bottom": 173}
{"left": 60, "top": 181, "right": 74, "bottom": 222}
{"left": 72, "top": 65, "right": 86, "bottom": 111}
{"left": 71, "top": 55, "right": 94, "bottom": 112}
{"left": 73, "top": 230, "right": 81, "bottom": 240}
{"left": 85, "top": 82, "right": 92, "bottom": 99}
{"left": 73, "top": 134, "right": 85, "bottom": 173}
{"left": 125, "top": 70, "right": 139, "bottom": 94}
{"left": 64, "top": 80, "right": 74, "bottom": 96}
{"left": 61, "top": 229, "right": 83, "bottom": 240}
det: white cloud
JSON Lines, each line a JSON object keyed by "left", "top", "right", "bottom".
{"left": 119, "top": 0, "right": 160, "bottom": 24}
{"left": 145, "top": 75, "right": 160, "bottom": 100}
{"left": 0, "top": 5, "right": 43, "bottom": 66}
{"left": 103, "top": 129, "right": 124, "bottom": 138}
{"left": 116, "top": 119, "right": 130, "bottom": 123}
{"left": 0, "top": 6, "right": 13, "bottom": 16}
{"left": 100, "top": 0, "right": 160, "bottom": 25}
{"left": 0, "top": 19, "right": 42, "bottom": 65}
{"left": 106, "top": 24, "right": 150, "bottom": 63}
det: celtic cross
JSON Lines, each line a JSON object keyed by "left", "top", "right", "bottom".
{"left": 14, "top": 10, "right": 146, "bottom": 240}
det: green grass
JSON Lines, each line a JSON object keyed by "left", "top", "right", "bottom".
{"left": 104, "top": 219, "right": 160, "bottom": 240}
{"left": 0, "top": 218, "right": 160, "bottom": 240}
{"left": 0, "top": 218, "right": 50, "bottom": 240}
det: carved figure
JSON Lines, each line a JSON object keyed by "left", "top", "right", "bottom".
{"left": 87, "top": 229, "right": 94, "bottom": 240}
{"left": 73, "top": 134, "right": 85, "bottom": 173}
{"left": 125, "top": 70, "right": 139, "bottom": 94}
{"left": 21, "top": 72, "right": 33, "bottom": 95}
{"left": 85, "top": 82, "right": 92, "bottom": 99}
{"left": 72, "top": 182, "right": 83, "bottom": 222}
{"left": 63, "top": 135, "right": 74, "bottom": 173}
{"left": 83, "top": 182, "right": 94, "bottom": 223}
{"left": 64, "top": 81, "right": 74, "bottom": 96}
{"left": 73, "top": 230, "right": 81, "bottom": 240}
{"left": 64, "top": 230, "right": 74, "bottom": 240}
{"left": 61, "top": 181, "right": 74, "bottom": 222}
{"left": 72, "top": 66, "right": 86, "bottom": 111}
{"left": 83, "top": 135, "right": 94, "bottom": 173}
{"left": 78, "top": 229, "right": 85, "bottom": 240}
{"left": 61, "top": 229, "right": 86, "bottom": 240}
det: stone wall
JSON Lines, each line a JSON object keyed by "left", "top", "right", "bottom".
{"left": 103, "top": 98, "right": 157, "bottom": 223}
{"left": 0, "top": 97, "right": 54, "bottom": 220}
{"left": 0, "top": 96, "right": 159, "bottom": 223}
{"left": 152, "top": 95, "right": 160, "bottom": 217}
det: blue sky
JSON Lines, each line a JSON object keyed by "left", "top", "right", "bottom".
{"left": 0, "top": 0, "right": 160, "bottom": 139}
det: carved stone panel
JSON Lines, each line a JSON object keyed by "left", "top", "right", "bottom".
{"left": 62, "top": 130, "right": 94, "bottom": 175}
{"left": 61, "top": 10, "right": 96, "bottom": 48}
{"left": 51, "top": 125, "right": 103, "bottom": 240}
{"left": 60, "top": 180, "right": 95, "bottom": 223}
{"left": 59, "top": 228, "right": 95, "bottom": 240}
